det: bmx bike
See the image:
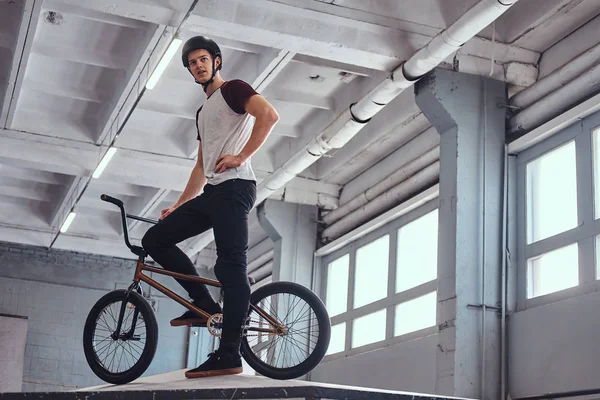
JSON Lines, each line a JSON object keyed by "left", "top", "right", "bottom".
{"left": 82, "top": 194, "right": 331, "bottom": 384}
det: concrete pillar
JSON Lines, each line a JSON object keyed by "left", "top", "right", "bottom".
{"left": 415, "top": 68, "right": 506, "bottom": 400}
{"left": 257, "top": 199, "right": 318, "bottom": 289}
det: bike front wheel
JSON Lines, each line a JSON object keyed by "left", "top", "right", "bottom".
{"left": 241, "top": 281, "right": 331, "bottom": 380}
{"left": 83, "top": 289, "right": 158, "bottom": 385}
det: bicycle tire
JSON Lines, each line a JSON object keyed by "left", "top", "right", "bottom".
{"left": 83, "top": 289, "right": 158, "bottom": 385}
{"left": 240, "top": 281, "right": 331, "bottom": 380}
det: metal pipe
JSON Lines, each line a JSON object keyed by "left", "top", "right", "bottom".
{"left": 255, "top": 0, "right": 521, "bottom": 206}
{"left": 325, "top": 127, "right": 439, "bottom": 223}
{"left": 501, "top": 145, "right": 509, "bottom": 400}
{"left": 323, "top": 146, "right": 440, "bottom": 226}
{"left": 511, "top": 42, "right": 600, "bottom": 110}
{"left": 509, "top": 64, "right": 600, "bottom": 134}
{"left": 248, "top": 250, "right": 274, "bottom": 274}
{"left": 321, "top": 161, "right": 440, "bottom": 241}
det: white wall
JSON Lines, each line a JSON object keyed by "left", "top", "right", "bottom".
{"left": 310, "top": 334, "right": 438, "bottom": 394}
{"left": 508, "top": 290, "right": 600, "bottom": 398}
{"left": 0, "top": 240, "right": 190, "bottom": 392}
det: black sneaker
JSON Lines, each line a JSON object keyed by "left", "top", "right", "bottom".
{"left": 170, "top": 299, "right": 221, "bottom": 327}
{"left": 185, "top": 348, "right": 242, "bottom": 378}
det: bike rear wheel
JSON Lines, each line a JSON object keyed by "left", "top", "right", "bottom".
{"left": 240, "top": 281, "right": 331, "bottom": 380}
{"left": 83, "top": 289, "right": 158, "bottom": 385}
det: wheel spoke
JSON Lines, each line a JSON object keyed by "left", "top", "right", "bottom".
{"left": 245, "top": 289, "right": 325, "bottom": 370}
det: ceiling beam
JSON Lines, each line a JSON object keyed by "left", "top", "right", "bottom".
{"left": 290, "top": 55, "right": 376, "bottom": 77}
{"left": 253, "top": 50, "right": 296, "bottom": 91}
{"left": 45, "top": 0, "right": 178, "bottom": 26}
{"left": 127, "top": 188, "right": 170, "bottom": 233}
{"left": 32, "top": 43, "right": 131, "bottom": 70}
{"left": 0, "top": 129, "right": 194, "bottom": 189}
{"left": 1, "top": 0, "right": 43, "bottom": 129}
{"left": 267, "top": 89, "right": 334, "bottom": 110}
{"left": 44, "top": 0, "right": 148, "bottom": 29}
{"left": 0, "top": 32, "right": 13, "bottom": 50}
{"left": 95, "top": 25, "right": 169, "bottom": 146}
{"left": 22, "top": 79, "right": 108, "bottom": 103}
{"left": 50, "top": 176, "right": 86, "bottom": 229}
{"left": 52, "top": 0, "right": 539, "bottom": 74}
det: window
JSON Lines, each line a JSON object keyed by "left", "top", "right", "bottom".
{"left": 517, "top": 112, "right": 600, "bottom": 307}
{"left": 527, "top": 244, "right": 578, "bottom": 298}
{"left": 325, "top": 254, "right": 349, "bottom": 317}
{"left": 526, "top": 141, "right": 577, "bottom": 243}
{"left": 394, "top": 291, "right": 437, "bottom": 337}
{"left": 326, "top": 323, "right": 346, "bottom": 355}
{"left": 352, "top": 309, "right": 386, "bottom": 348}
{"left": 593, "top": 128, "right": 600, "bottom": 219}
{"left": 354, "top": 235, "right": 389, "bottom": 308}
{"left": 320, "top": 201, "right": 439, "bottom": 356}
{"left": 396, "top": 210, "right": 438, "bottom": 293}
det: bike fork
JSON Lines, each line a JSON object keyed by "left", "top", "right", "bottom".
{"left": 112, "top": 282, "right": 141, "bottom": 340}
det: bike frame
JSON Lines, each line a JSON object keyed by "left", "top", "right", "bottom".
{"left": 100, "top": 194, "right": 283, "bottom": 337}
{"left": 132, "top": 259, "right": 282, "bottom": 333}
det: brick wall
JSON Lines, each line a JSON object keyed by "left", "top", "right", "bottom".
{"left": 0, "top": 240, "right": 194, "bottom": 392}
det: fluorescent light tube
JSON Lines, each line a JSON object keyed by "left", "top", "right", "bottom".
{"left": 146, "top": 37, "right": 182, "bottom": 90}
{"left": 93, "top": 147, "right": 118, "bottom": 179}
{"left": 60, "top": 212, "right": 76, "bottom": 233}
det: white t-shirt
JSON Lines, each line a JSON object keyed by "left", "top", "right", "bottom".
{"left": 195, "top": 79, "right": 258, "bottom": 186}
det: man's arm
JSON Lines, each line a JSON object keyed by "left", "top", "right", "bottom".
{"left": 238, "top": 95, "right": 279, "bottom": 162}
{"left": 214, "top": 94, "right": 279, "bottom": 173}
{"left": 177, "top": 142, "right": 207, "bottom": 206}
{"left": 161, "top": 143, "right": 206, "bottom": 219}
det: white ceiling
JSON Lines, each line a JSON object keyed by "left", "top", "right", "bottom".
{"left": 0, "top": 0, "right": 598, "bottom": 261}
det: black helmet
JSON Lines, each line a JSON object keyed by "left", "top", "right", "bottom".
{"left": 181, "top": 36, "right": 222, "bottom": 68}
{"left": 181, "top": 36, "right": 222, "bottom": 91}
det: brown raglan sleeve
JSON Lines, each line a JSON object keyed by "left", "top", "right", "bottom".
{"left": 221, "top": 80, "right": 259, "bottom": 114}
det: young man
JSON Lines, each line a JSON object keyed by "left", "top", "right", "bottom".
{"left": 141, "top": 35, "right": 279, "bottom": 378}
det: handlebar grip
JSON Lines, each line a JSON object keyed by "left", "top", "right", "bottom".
{"left": 100, "top": 194, "right": 124, "bottom": 207}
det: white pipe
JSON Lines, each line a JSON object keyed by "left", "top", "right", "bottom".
{"left": 321, "top": 161, "right": 440, "bottom": 241}
{"left": 248, "top": 250, "right": 274, "bottom": 274}
{"left": 509, "top": 64, "right": 600, "bottom": 133}
{"left": 511, "top": 42, "right": 600, "bottom": 109}
{"left": 249, "top": 260, "right": 274, "bottom": 282}
{"left": 323, "top": 146, "right": 440, "bottom": 225}
{"left": 340, "top": 126, "right": 439, "bottom": 204}
{"left": 403, "top": 0, "right": 518, "bottom": 80}
{"left": 255, "top": 0, "right": 520, "bottom": 205}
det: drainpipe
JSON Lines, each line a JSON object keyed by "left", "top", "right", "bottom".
{"left": 255, "top": 0, "right": 521, "bottom": 205}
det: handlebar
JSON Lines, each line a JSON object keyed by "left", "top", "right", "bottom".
{"left": 100, "top": 194, "right": 123, "bottom": 207}
{"left": 100, "top": 194, "right": 158, "bottom": 253}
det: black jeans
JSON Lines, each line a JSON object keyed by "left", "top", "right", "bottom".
{"left": 141, "top": 178, "right": 256, "bottom": 350}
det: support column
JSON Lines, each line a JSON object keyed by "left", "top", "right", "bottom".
{"left": 257, "top": 199, "right": 318, "bottom": 288}
{"left": 415, "top": 68, "right": 506, "bottom": 400}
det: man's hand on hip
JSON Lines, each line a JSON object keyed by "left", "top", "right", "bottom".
{"left": 214, "top": 154, "right": 244, "bottom": 174}
{"left": 160, "top": 205, "right": 178, "bottom": 220}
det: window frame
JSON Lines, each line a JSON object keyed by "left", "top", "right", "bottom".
{"left": 516, "top": 110, "right": 600, "bottom": 310}
{"left": 318, "top": 199, "right": 439, "bottom": 360}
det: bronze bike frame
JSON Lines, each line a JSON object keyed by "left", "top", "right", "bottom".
{"left": 132, "top": 260, "right": 283, "bottom": 334}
